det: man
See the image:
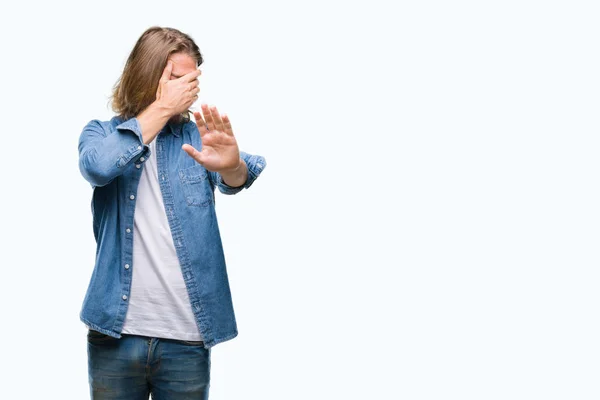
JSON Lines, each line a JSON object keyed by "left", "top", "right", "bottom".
{"left": 78, "top": 26, "right": 266, "bottom": 399}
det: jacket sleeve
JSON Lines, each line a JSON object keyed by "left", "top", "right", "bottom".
{"left": 78, "top": 118, "right": 151, "bottom": 187}
{"left": 209, "top": 151, "right": 267, "bottom": 195}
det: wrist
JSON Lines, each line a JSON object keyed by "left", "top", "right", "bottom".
{"left": 220, "top": 158, "right": 247, "bottom": 187}
{"left": 146, "top": 101, "right": 172, "bottom": 121}
{"left": 137, "top": 102, "right": 173, "bottom": 145}
{"left": 222, "top": 158, "right": 244, "bottom": 174}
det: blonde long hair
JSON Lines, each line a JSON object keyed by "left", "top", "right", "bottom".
{"left": 111, "top": 26, "right": 203, "bottom": 122}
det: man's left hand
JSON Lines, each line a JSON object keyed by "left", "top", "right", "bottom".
{"left": 182, "top": 104, "right": 242, "bottom": 173}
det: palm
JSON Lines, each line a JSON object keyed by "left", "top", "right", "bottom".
{"left": 182, "top": 104, "right": 240, "bottom": 172}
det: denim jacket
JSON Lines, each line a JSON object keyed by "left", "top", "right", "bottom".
{"left": 77, "top": 115, "right": 266, "bottom": 348}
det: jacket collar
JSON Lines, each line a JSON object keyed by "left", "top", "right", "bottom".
{"left": 166, "top": 118, "right": 183, "bottom": 137}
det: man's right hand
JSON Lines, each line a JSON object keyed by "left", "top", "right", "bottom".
{"left": 154, "top": 60, "right": 201, "bottom": 117}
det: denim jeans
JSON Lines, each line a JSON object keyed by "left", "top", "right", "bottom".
{"left": 87, "top": 329, "right": 211, "bottom": 399}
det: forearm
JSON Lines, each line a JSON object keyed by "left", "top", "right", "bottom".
{"left": 219, "top": 158, "right": 248, "bottom": 188}
{"left": 137, "top": 102, "right": 172, "bottom": 144}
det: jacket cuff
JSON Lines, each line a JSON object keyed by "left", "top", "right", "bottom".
{"left": 216, "top": 152, "right": 266, "bottom": 195}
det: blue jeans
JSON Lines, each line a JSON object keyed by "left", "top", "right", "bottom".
{"left": 87, "top": 329, "right": 211, "bottom": 399}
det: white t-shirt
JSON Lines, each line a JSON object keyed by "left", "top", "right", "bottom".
{"left": 121, "top": 136, "right": 203, "bottom": 341}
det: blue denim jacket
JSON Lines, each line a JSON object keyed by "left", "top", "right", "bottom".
{"left": 78, "top": 115, "right": 266, "bottom": 348}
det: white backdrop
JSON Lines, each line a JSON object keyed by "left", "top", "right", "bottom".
{"left": 1, "top": 0, "right": 599, "bottom": 399}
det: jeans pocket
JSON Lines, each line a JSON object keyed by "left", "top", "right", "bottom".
{"left": 87, "top": 329, "right": 116, "bottom": 343}
{"left": 178, "top": 339, "right": 205, "bottom": 346}
{"left": 178, "top": 164, "right": 214, "bottom": 207}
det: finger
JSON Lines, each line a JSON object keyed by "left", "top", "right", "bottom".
{"left": 210, "top": 105, "right": 225, "bottom": 131}
{"left": 188, "top": 80, "right": 199, "bottom": 91}
{"left": 193, "top": 111, "right": 209, "bottom": 136}
{"left": 160, "top": 60, "right": 173, "bottom": 83}
{"left": 182, "top": 144, "right": 206, "bottom": 165}
{"left": 190, "top": 87, "right": 200, "bottom": 96}
{"left": 222, "top": 114, "right": 234, "bottom": 136}
{"left": 180, "top": 69, "right": 201, "bottom": 82}
{"left": 202, "top": 104, "right": 216, "bottom": 131}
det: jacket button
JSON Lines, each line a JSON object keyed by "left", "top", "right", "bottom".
{"left": 124, "top": 264, "right": 130, "bottom": 269}
{"left": 136, "top": 164, "right": 141, "bottom": 169}
{"left": 122, "top": 295, "right": 128, "bottom": 300}
{"left": 126, "top": 228, "right": 131, "bottom": 233}
{"left": 130, "top": 195, "right": 135, "bottom": 200}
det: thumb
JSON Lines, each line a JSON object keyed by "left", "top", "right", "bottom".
{"left": 182, "top": 144, "right": 205, "bottom": 165}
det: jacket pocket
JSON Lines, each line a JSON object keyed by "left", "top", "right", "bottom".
{"left": 178, "top": 164, "right": 214, "bottom": 207}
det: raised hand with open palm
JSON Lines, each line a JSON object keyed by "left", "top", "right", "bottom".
{"left": 182, "top": 104, "right": 246, "bottom": 186}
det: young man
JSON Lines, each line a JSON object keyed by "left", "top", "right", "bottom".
{"left": 78, "top": 26, "right": 266, "bottom": 399}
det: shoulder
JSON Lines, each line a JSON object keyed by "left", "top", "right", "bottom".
{"left": 79, "top": 116, "right": 129, "bottom": 141}
{"left": 83, "top": 116, "right": 123, "bottom": 130}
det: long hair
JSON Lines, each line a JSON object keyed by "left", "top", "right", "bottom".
{"left": 110, "top": 26, "right": 203, "bottom": 122}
